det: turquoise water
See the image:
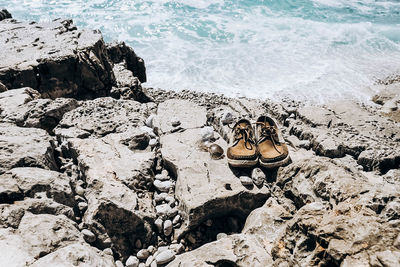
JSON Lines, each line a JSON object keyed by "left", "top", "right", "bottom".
{"left": 2, "top": 0, "right": 400, "bottom": 102}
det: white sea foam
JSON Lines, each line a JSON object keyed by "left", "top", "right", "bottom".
{"left": 1, "top": 0, "right": 400, "bottom": 103}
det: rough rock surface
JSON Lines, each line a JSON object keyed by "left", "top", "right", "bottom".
{"left": 0, "top": 9, "right": 11, "bottom": 21}
{"left": 0, "top": 19, "right": 115, "bottom": 98}
{"left": 0, "top": 87, "right": 40, "bottom": 120}
{"left": 0, "top": 123, "right": 57, "bottom": 174}
{"left": 55, "top": 97, "right": 154, "bottom": 139}
{"left": 158, "top": 100, "right": 270, "bottom": 237}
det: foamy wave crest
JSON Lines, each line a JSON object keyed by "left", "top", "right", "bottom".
{"left": 1, "top": 0, "right": 400, "bottom": 103}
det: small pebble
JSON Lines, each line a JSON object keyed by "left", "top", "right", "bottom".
{"left": 149, "top": 138, "right": 158, "bottom": 148}
{"left": 163, "top": 220, "right": 173, "bottom": 236}
{"left": 240, "top": 176, "right": 253, "bottom": 186}
{"left": 115, "top": 260, "right": 124, "bottom": 267}
{"left": 155, "top": 249, "right": 176, "bottom": 265}
{"left": 251, "top": 168, "right": 265, "bottom": 186}
{"left": 216, "top": 233, "right": 228, "bottom": 240}
{"left": 150, "top": 261, "right": 157, "bottom": 267}
{"left": 165, "top": 195, "right": 175, "bottom": 204}
{"left": 137, "top": 249, "right": 150, "bottom": 260}
{"left": 153, "top": 180, "right": 173, "bottom": 192}
{"left": 103, "top": 248, "right": 113, "bottom": 255}
{"left": 139, "top": 263, "right": 145, "bottom": 267}
{"left": 147, "top": 245, "right": 156, "bottom": 254}
{"left": 75, "top": 185, "right": 85, "bottom": 196}
{"left": 172, "top": 214, "right": 181, "bottom": 225}
{"left": 78, "top": 202, "right": 88, "bottom": 211}
{"left": 170, "top": 117, "right": 181, "bottom": 127}
{"left": 221, "top": 111, "right": 235, "bottom": 125}
{"left": 155, "top": 218, "right": 163, "bottom": 233}
{"left": 145, "top": 114, "right": 156, "bottom": 128}
{"left": 145, "top": 255, "right": 154, "bottom": 267}
{"left": 81, "top": 229, "right": 96, "bottom": 243}
{"left": 154, "top": 192, "right": 168, "bottom": 203}
{"left": 126, "top": 256, "right": 139, "bottom": 267}
{"left": 155, "top": 173, "right": 169, "bottom": 181}
{"left": 200, "top": 126, "right": 214, "bottom": 141}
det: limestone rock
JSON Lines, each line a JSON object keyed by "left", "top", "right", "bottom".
{"left": 161, "top": 128, "right": 269, "bottom": 236}
{"left": 0, "top": 19, "right": 114, "bottom": 98}
{"left": 0, "top": 87, "right": 40, "bottom": 120}
{"left": 1, "top": 167, "right": 74, "bottom": 206}
{"left": 0, "top": 123, "right": 57, "bottom": 175}
{"left": 55, "top": 97, "right": 153, "bottom": 139}
{"left": 106, "top": 41, "right": 146, "bottom": 83}
{"left": 5, "top": 97, "right": 79, "bottom": 133}
{"left": 154, "top": 99, "right": 207, "bottom": 134}
{"left": 126, "top": 255, "right": 140, "bottom": 267}
{"left": 30, "top": 243, "right": 116, "bottom": 267}
{"left": 18, "top": 213, "right": 83, "bottom": 259}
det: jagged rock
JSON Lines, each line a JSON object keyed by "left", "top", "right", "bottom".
{"left": 251, "top": 168, "right": 265, "bottom": 186}
{"left": 277, "top": 156, "right": 370, "bottom": 207}
{"left": 18, "top": 213, "right": 83, "bottom": 259}
{"left": 111, "top": 62, "right": 151, "bottom": 102}
{"left": 0, "top": 228, "right": 34, "bottom": 266}
{"left": 0, "top": 123, "right": 57, "bottom": 175}
{"left": 168, "top": 233, "right": 272, "bottom": 267}
{"left": 0, "top": 87, "right": 40, "bottom": 120}
{"left": 161, "top": 128, "right": 269, "bottom": 237}
{"left": 106, "top": 41, "right": 146, "bottom": 83}
{"left": 271, "top": 201, "right": 400, "bottom": 266}
{"left": 1, "top": 167, "right": 74, "bottom": 206}
{"left": 0, "top": 9, "right": 11, "bottom": 21}
{"left": 5, "top": 97, "right": 79, "bottom": 133}
{"left": 0, "top": 19, "right": 114, "bottom": 98}
{"left": 29, "top": 243, "right": 116, "bottom": 267}
{"left": 68, "top": 136, "right": 155, "bottom": 191}
{"left": 154, "top": 99, "right": 207, "bottom": 134}
{"left": 55, "top": 97, "right": 154, "bottom": 139}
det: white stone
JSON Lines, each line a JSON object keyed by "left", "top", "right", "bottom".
{"left": 145, "top": 114, "right": 156, "bottom": 128}
{"left": 145, "top": 255, "right": 154, "bottom": 267}
{"left": 103, "top": 248, "right": 113, "bottom": 255}
{"left": 153, "top": 180, "right": 173, "bottom": 192}
{"left": 140, "top": 126, "right": 156, "bottom": 138}
{"left": 240, "top": 176, "right": 253, "bottom": 186}
{"left": 200, "top": 126, "right": 215, "bottom": 141}
{"left": 154, "top": 192, "right": 168, "bottom": 202}
{"left": 220, "top": 111, "right": 235, "bottom": 125}
{"left": 75, "top": 185, "right": 85, "bottom": 196}
{"left": 81, "top": 229, "right": 96, "bottom": 243}
{"left": 172, "top": 214, "right": 181, "bottom": 225}
{"left": 149, "top": 138, "right": 158, "bottom": 148}
{"left": 169, "top": 243, "right": 184, "bottom": 254}
{"left": 78, "top": 201, "right": 88, "bottom": 211}
{"left": 155, "top": 173, "right": 169, "bottom": 181}
{"left": 155, "top": 249, "right": 176, "bottom": 265}
{"left": 155, "top": 218, "right": 163, "bottom": 233}
{"left": 137, "top": 249, "right": 150, "bottom": 260}
{"left": 115, "top": 260, "right": 124, "bottom": 267}
{"left": 163, "top": 220, "right": 173, "bottom": 236}
{"left": 251, "top": 168, "right": 265, "bottom": 186}
{"left": 126, "top": 256, "right": 139, "bottom": 267}
{"left": 147, "top": 245, "right": 156, "bottom": 254}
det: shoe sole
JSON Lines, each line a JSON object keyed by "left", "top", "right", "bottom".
{"left": 228, "top": 158, "right": 259, "bottom": 168}
{"left": 259, "top": 154, "right": 291, "bottom": 169}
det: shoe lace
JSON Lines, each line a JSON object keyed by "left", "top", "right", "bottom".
{"left": 256, "top": 122, "right": 281, "bottom": 153}
{"left": 230, "top": 124, "right": 255, "bottom": 150}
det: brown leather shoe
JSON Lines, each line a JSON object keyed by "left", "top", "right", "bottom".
{"left": 227, "top": 119, "right": 258, "bottom": 167}
{"left": 255, "top": 116, "right": 290, "bottom": 168}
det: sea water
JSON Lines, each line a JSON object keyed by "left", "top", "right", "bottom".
{"left": 1, "top": 0, "right": 400, "bottom": 102}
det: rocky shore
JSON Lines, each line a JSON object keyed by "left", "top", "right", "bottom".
{"left": 1, "top": 11, "right": 400, "bottom": 267}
